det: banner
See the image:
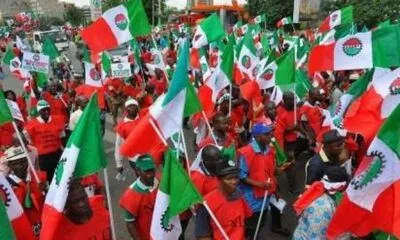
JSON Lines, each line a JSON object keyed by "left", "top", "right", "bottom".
{"left": 6, "top": 99, "right": 24, "bottom": 122}
{"left": 21, "top": 52, "right": 50, "bottom": 73}
{"left": 111, "top": 63, "right": 132, "bottom": 78}
{"left": 90, "top": 0, "right": 102, "bottom": 21}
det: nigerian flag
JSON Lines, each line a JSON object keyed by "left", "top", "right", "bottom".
{"left": 150, "top": 148, "right": 203, "bottom": 239}
{"left": 40, "top": 94, "right": 107, "bottom": 240}
{"left": 149, "top": 40, "right": 202, "bottom": 139}
{"left": 192, "top": 13, "right": 225, "bottom": 49}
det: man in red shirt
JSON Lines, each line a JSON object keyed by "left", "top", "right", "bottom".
{"left": 40, "top": 81, "right": 70, "bottom": 124}
{"left": 198, "top": 112, "right": 236, "bottom": 149}
{"left": 119, "top": 155, "right": 158, "bottom": 240}
{"left": 275, "top": 92, "right": 308, "bottom": 194}
{"left": 105, "top": 78, "right": 124, "bottom": 126}
{"left": 114, "top": 98, "right": 140, "bottom": 176}
{"left": 3, "top": 146, "right": 45, "bottom": 239}
{"left": 52, "top": 179, "right": 111, "bottom": 239}
{"left": 195, "top": 157, "right": 252, "bottom": 240}
{"left": 24, "top": 100, "right": 65, "bottom": 182}
{"left": 190, "top": 145, "right": 221, "bottom": 196}
{"left": 149, "top": 68, "right": 168, "bottom": 97}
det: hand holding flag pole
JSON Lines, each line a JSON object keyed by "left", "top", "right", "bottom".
{"left": 253, "top": 178, "right": 271, "bottom": 240}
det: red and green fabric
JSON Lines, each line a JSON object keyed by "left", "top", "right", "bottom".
{"left": 192, "top": 13, "right": 225, "bottom": 49}
{"left": 238, "top": 31, "right": 259, "bottom": 80}
{"left": 309, "top": 25, "right": 400, "bottom": 72}
{"left": 328, "top": 104, "right": 400, "bottom": 239}
{"left": 41, "top": 94, "right": 107, "bottom": 240}
{"left": 0, "top": 174, "right": 36, "bottom": 240}
{"left": 256, "top": 48, "right": 295, "bottom": 90}
{"left": 3, "top": 48, "right": 30, "bottom": 81}
{"left": 198, "top": 37, "right": 234, "bottom": 117}
{"left": 276, "top": 17, "right": 293, "bottom": 28}
{"left": 318, "top": 6, "right": 353, "bottom": 33}
{"left": 81, "top": 0, "right": 151, "bottom": 54}
{"left": 150, "top": 148, "right": 203, "bottom": 239}
{"left": 149, "top": 41, "right": 202, "bottom": 139}
{"left": 331, "top": 69, "right": 375, "bottom": 125}
{"left": 343, "top": 68, "right": 400, "bottom": 145}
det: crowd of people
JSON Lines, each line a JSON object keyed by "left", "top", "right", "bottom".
{"left": 0, "top": 12, "right": 394, "bottom": 240}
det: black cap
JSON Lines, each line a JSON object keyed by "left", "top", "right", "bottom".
{"left": 323, "top": 130, "right": 345, "bottom": 144}
{"left": 216, "top": 159, "right": 239, "bottom": 177}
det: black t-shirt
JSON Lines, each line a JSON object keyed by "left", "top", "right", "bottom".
{"left": 306, "top": 153, "right": 348, "bottom": 185}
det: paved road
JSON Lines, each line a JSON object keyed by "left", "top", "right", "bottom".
{"left": 0, "top": 44, "right": 309, "bottom": 239}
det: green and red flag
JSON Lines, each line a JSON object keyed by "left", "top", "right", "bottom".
{"left": 328, "top": 103, "right": 400, "bottom": 239}
{"left": 318, "top": 6, "right": 353, "bottom": 33}
{"left": 40, "top": 94, "right": 108, "bottom": 240}
{"left": 81, "top": 0, "right": 151, "bottom": 54}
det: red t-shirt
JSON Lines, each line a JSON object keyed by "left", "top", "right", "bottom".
{"left": 42, "top": 92, "right": 69, "bottom": 124}
{"left": 115, "top": 119, "right": 138, "bottom": 139}
{"left": 191, "top": 171, "right": 219, "bottom": 196}
{"left": 149, "top": 77, "right": 167, "bottom": 96}
{"left": 205, "top": 189, "right": 253, "bottom": 240}
{"left": 52, "top": 196, "right": 111, "bottom": 240}
{"left": 122, "top": 85, "right": 141, "bottom": 99}
{"left": 0, "top": 122, "right": 14, "bottom": 148}
{"left": 119, "top": 186, "right": 157, "bottom": 240}
{"left": 24, "top": 117, "right": 64, "bottom": 155}
{"left": 105, "top": 78, "right": 123, "bottom": 96}
{"left": 275, "top": 105, "right": 300, "bottom": 147}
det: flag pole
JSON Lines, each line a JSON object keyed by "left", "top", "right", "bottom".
{"left": 201, "top": 110, "right": 217, "bottom": 145}
{"left": 103, "top": 168, "right": 117, "bottom": 240}
{"left": 149, "top": 117, "right": 168, "bottom": 146}
{"left": 180, "top": 130, "right": 191, "bottom": 177}
{"left": 228, "top": 84, "right": 232, "bottom": 117}
{"left": 203, "top": 201, "right": 231, "bottom": 240}
{"left": 253, "top": 178, "right": 270, "bottom": 240}
{"left": 12, "top": 121, "right": 40, "bottom": 183}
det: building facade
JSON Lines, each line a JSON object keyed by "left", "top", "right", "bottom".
{"left": 0, "top": 0, "right": 65, "bottom": 20}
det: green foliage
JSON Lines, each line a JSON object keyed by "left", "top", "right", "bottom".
{"left": 320, "top": 0, "right": 400, "bottom": 29}
{"left": 246, "top": 0, "right": 294, "bottom": 29}
{"left": 64, "top": 6, "right": 86, "bottom": 27}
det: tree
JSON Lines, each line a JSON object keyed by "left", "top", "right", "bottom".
{"left": 64, "top": 6, "right": 85, "bottom": 27}
{"left": 246, "top": 0, "right": 293, "bottom": 28}
{"left": 320, "top": 0, "right": 400, "bottom": 29}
